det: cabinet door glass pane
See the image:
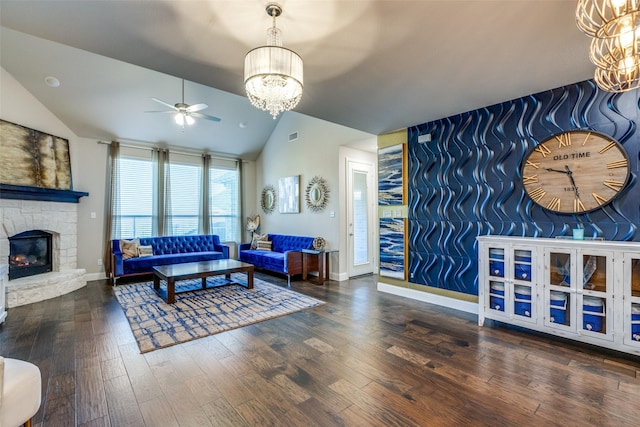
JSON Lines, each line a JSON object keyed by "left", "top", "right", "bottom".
{"left": 550, "top": 290, "right": 570, "bottom": 326}
{"left": 549, "top": 252, "right": 571, "bottom": 287}
{"left": 583, "top": 255, "right": 606, "bottom": 292}
{"left": 489, "top": 248, "right": 505, "bottom": 278}
{"left": 489, "top": 280, "right": 505, "bottom": 312}
{"left": 514, "top": 249, "right": 532, "bottom": 282}
{"left": 632, "top": 259, "right": 640, "bottom": 298}
{"left": 583, "top": 296, "right": 606, "bottom": 334}
{"left": 514, "top": 285, "right": 532, "bottom": 318}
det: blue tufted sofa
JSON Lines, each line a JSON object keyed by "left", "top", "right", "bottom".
{"left": 111, "top": 235, "right": 229, "bottom": 284}
{"left": 238, "top": 234, "right": 314, "bottom": 283}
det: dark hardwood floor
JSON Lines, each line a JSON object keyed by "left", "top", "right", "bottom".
{"left": 1, "top": 272, "right": 639, "bottom": 426}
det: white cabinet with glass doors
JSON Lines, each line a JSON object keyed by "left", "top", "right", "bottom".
{"left": 479, "top": 243, "right": 537, "bottom": 327}
{"left": 478, "top": 236, "right": 640, "bottom": 356}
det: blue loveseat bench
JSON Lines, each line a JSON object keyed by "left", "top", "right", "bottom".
{"left": 111, "top": 234, "right": 229, "bottom": 284}
{"left": 238, "top": 234, "right": 314, "bottom": 283}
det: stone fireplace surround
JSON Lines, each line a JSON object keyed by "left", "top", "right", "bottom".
{"left": 0, "top": 198, "right": 86, "bottom": 307}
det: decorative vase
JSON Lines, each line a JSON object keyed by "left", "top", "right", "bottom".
{"left": 313, "top": 237, "right": 325, "bottom": 250}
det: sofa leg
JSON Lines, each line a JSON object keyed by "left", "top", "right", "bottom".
{"left": 25, "top": 418, "right": 33, "bottom": 427}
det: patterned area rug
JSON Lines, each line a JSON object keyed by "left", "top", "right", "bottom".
{"left": 113, "top": 274, "right": 324, "bottom": 353}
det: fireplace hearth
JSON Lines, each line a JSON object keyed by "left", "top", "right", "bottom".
{"left": 1, "top": 186, "right": 87, "bottom": 307}
{"left": 9, "top": 230, "right": 53, "bottom": 280}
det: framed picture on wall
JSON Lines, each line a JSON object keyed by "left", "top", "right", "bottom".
{"left": 379, "top": 217, "right": 406, "bottom": 280}
{"left": 278, "top": 175, "right": 300, "bottom": 213}
{"left": 0, "top": 119, "right": 72, "bottom": 190}
{"left": 378, "top": 143, "right": 405, "bottom": 205}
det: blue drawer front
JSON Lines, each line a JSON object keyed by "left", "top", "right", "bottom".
{"left": 489, "top": 261, "right": 504, "bottom": 277}
{"left": 514, "top": 300, "right": 532, "bottom": 317}
{"left": 632, "top": 322, "right": 640, "bottom": 341}
{"left": 490, "top": 296, "right": 504, "bottom": 312}
{"left": 514, "top": 264, "right": 531, "bottom": 281}
{"left": 583, "top": 313, "right": 604, "bottom": 332}
{"left": 550, "top": 307, "right": 567, "bottom": 324}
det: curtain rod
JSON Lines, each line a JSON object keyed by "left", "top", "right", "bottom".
{"left": 97, "top": 140, "right": 247, "bottom": 162}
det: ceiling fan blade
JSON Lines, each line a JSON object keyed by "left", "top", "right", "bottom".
{"left": 144, "top": 110, "right": 176, "bottom": 114}
{"left": 187, "top": 103, "right": 208, "bottom": 112}
{"left": 191, "top": 112, "right": 221, "bottom": 122}
{"left": 151, "top": 97, "right": 178, "bottom": 110}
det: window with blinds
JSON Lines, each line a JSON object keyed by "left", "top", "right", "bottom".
{"left": 112, "top": 148, "right": 240, "bottom": 242}
{"left": 167, "top": 154, "right": 202, "bottom": 236}
{"left": 117, "top": 148, "right": 153, "bottom": 238}
{"left": 209, "top": 159, "right": 239, "bottom": 242}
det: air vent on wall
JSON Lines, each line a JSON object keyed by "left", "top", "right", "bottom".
{"left": 289, "top": 131, "right": 298, "bottom": 142}
{"left": 418, "top": 133, "right": 432, "bottom": 143}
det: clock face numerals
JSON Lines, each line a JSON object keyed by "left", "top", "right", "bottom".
{"left": 521, "top": 131, "right": 630, "bottom": 214}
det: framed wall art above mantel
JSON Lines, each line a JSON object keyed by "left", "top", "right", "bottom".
{"left": 0, "top": 119, "right": 73, "bottom": 191}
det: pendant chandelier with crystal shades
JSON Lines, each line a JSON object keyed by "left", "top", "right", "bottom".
{"left": 576, "top": 0, "right": 640, "bottom": 92}
{"left": 244, "top": 3, "right": 303, "bottom": 119}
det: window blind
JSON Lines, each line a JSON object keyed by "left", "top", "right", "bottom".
{"left": 209, "top": 161, "right": 239, "bottom": 242}
{"left": 117, "top": 154, "right": 154, "bottom": 238}
{"left": 168, "top": 154, "right": 202, "bottom": 236}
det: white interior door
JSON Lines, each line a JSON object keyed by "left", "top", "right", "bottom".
{"left": 347, "top": 159, "right": 375, "bottom": 277}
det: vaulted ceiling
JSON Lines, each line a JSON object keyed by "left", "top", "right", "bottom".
{"left": 0, "top": 1, "right": 595, "bottom": 160}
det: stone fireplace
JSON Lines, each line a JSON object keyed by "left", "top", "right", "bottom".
{"left": 1, "top": 198, "right": 86, "bottom": 307}
{"left": 9, "top": 230, "right": 53, "bottom": 280}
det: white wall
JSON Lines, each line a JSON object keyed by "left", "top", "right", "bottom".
{"left": 256, "top": 111, "right": 376, "bottom": 279}
{"left": 74, "top": 138, "right": 109, "bottom": 278}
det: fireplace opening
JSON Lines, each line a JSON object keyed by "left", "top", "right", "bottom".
{"left": 9, "top": 230, "right": 53, "bottom": 280}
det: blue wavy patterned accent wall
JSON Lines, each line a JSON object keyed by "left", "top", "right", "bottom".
{"left": 408, "top": 80, "right": 640, "bottom": 296}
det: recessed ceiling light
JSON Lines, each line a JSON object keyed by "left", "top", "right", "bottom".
{"left": 44, "top": 76, "right": 60, "bottom": 87}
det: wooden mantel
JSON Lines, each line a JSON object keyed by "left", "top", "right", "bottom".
{"left": 0, "top": 184, "right": 88, "bottom": 203}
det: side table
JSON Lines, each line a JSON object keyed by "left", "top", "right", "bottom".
{"left": 302, "top": 249, "right": 338, "bottom": 285}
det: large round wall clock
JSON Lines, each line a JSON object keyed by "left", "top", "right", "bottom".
{"left": 521, "top": 130, "right": 630, "bottom": 214}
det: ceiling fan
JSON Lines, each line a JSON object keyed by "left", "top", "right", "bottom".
{"left": 146, "top": 79, "right": 221, "bottom": 127}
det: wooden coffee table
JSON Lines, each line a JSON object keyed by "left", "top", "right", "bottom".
{"left": 152, "top": 259, "right": 254, "bottom": 304}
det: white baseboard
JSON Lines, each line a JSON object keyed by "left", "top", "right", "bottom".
{"left": 85, "top": 272, "right": 107, "bottom": 282}
{"left": 333, "top": 272, "right": 349, "bottom": 282}
{"left": 377, "top": 282, "right": 478, "bottom": 315}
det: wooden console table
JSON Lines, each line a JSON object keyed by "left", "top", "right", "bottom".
{"left": 302, "top": 249, "right": 337, "bottom": 285}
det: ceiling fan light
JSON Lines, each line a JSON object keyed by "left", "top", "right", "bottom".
{"left": 185, "top": 115, "right": 195, "bottom": 126}
{"left": 175, "top": 113, "right": 185, "bottom": 126}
